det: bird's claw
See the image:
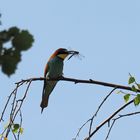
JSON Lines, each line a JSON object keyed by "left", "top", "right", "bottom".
{"left": 57, "top": 75, "right": 64, "bottom": 79}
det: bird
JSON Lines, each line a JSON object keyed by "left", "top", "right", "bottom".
{"left": 40, "top": 48, "right": 78, "bottom": 113}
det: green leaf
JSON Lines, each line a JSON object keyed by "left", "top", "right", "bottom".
{"left": 14, "top": 124, "right": 20, "bottom": 129}
{"left": 8, "top": 27, "right": 20, "bottom": 36}
{"left": 12, "top": 30, "right": 34, "bottom": 51}
{"left": 12, "top": 124, "right": 20, "bottom": 133}
{"left": 128, "top": 76, "right": 135, "bottom": 84}
{"left": 1, "top": 49, "right": 21, "bottom": 76}
{"left": 0, "top": 30, "right": 11, "bottom": 43}
{"left": 124, "top": 94, "right": 130, "bottom": 103}
{"left": 1, "top": 55, "right": 18, "bottom": 76}
{"left": 131, "top": 85, "right": 137, "bottom": 92}
{"left": 134, "top": 94, "right": 140, "bottom": 106}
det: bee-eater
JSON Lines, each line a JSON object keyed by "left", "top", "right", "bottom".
{"left": 40, "top": 48, "right": 78, "bottom": 113}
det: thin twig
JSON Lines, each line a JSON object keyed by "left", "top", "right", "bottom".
{"left": 12, "top": 129, "right": 18, "bottom": 140}
{"left": 105, "top": 120, "right": 116, "bottom": 140}
{"left": 105, "top": 111, "right": 140, "bottom": 140}
{"left": 18, "top": 110, "right": 23, "bottom": 140}
{"left": 85, "top": 99, "right": 134, "bottom": 140}
{"left": 0, "top": 82, "right": 24, "bottom": 123}
{"left": 73, "top": 119, "right": 91, "bottom": 140}
{"left": 6, "top": 85, "right": 19, "bottom": 137}
{"left": 0, "top": 93, "right": 13, "bottom": 122}
{"left": 118, "top": 111, "right": 140, "bottom": 118}
{"left": 13, "top": 80, "right": 32, "bottom": 121}
{"left": 0, "top": 85, "right": 18, "bottom": 122}
{"left": 73, "top": 88, "right": 117, "bottom": 140}
{"left": 88, "top": 88, "right": 117, "bottom": 138}
{"left": 5, "top": 80, "right": 32, "bottom": 138}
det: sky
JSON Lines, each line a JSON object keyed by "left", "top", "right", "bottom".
{"left": 0, "top": 0, "right": 140, "bottom": 140}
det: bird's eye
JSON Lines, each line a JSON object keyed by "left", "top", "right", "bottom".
{"left": 58, "top": 49, "right": 68, "bottom": 54}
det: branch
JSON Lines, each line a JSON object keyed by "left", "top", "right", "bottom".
{"left": 73, "top": 88, "right": 117, "bottom": 140}
{"left": 17, "top": 110, "right": 23, "bottom": 140}
{"left": 0, "top": 80, "right": 32, "bottom": 139}
{"left": 88, "top": 88, "right": 117, "bottom": 138}
{"left": 16, "top": 76, "right": 140, "bottom": 92}
{"left": 85, "top": 99, "right": 134, "bottom": 140}
{"left": 0, "top": 76, "right": 138, "bottom": 140}
{"left": 105, "top": 111, "right": 140, "bottom": 140}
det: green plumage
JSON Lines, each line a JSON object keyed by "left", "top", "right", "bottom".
{"left": 40, "top": 56, "right": 64, "bottom": 113}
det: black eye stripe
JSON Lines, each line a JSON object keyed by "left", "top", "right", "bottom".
{"left": 57, "top": 49, "right": 68, "bottom": 55}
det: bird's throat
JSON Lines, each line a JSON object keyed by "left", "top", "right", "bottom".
{"left": 57, "top": 54, "right": 68, "bottom": 60}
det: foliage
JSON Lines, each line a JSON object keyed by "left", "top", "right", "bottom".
{"left": 0, "top": 27, "right": 34, "bottom": 76}
{"left": 124, "top": 94, "right": 130, "bottom": 103}
{"left": 127, "top": 75, "right": 140, "bottom": 106}
{"left": 134, "top": 94, "right": 140, "bottom": 106}
{"left": 128, "top": 76, "right": 135, "bottom": 84}
{"left": 0, "top": 14, "right": 1, "bottom": 25}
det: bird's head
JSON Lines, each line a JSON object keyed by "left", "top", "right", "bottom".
{"left": 53, "top": 48, "right": 79, "bottom": 60}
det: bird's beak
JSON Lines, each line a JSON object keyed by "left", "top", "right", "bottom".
{"left": 67, "top": 50, "right": 79, "bottom": 60}
{"left": 67, "top": 50, "right": 79, "bottom": 54}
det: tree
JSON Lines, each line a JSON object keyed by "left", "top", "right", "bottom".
{"left": 0, "top": 14, "right": 34, "bottom": 76}
{"left": 0, "top": 75, "right": 140, "bottom": 140}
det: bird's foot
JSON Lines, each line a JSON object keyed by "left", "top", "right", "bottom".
{"left": 57, "top": 75, "right": 64, "bottom": 79}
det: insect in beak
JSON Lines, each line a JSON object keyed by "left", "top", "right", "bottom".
{"left": 67, "top": 50, "right": 79, "bottom": 60}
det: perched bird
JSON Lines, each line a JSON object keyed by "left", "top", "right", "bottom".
{"left": 40, "top": 48, "right": 78, "bottom": 113}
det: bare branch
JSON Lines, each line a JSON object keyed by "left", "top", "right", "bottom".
{"left": 118, "top": 111, "right": 140, "bottom": 118}
{"left": 0, "top": 76, "right": 139, "bottom": 140}
{"left": 17, "top": 110, "right": 23, "bottom": 140}
{"left": 88, "top": 88, "right": 117, "bottom": 138}
{"left": 105, "top": 111, "right": 140, "bottom": 140}
{"left": 105, "top": 119, "right": 115, "bottom": 140}
{"left": 13, "top": 80, "right": 32, "bottom": 121}
{"left": 73, "top": 119, "right": 91, "bottom": 140}
{"left": 16, "top": 76, "right": 140, "bottom": 92}
{"left": 0, "top": 79, "right": 32, "bottom": 139}
{"left": 73, "top": 88, "right": 117, "bottom": 140}
{"left": 85, "top": 99, "right": 134, "bottom": 140}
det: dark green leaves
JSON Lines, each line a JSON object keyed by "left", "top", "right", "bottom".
{"left": 127, "top": 75, "right": 140, "bottom": 106}
{"left": 12, "top": 30, "right": 34, "bottom": 51}
{"left": 131, "top": 85, "right": 137, "bottom": 92}
{"left": 0, "top": 27, "right": 34, "bottom": 76}
{"left": 12, "top": 124, "right": 20, "bottom": 133}
{"left": 128, "top": 76, "right": 135, "bottom": 84}
{"left": 128, "top": 75, "right": 138, "bottom": 92}
{"left": 12, "top": 123, "right": 24, "bottom": 134}
{"left": 1, "top": 49, "right": 21, "bottom": 76}
{"left": 8, "top": 27, "right": 20, "bottom": 36}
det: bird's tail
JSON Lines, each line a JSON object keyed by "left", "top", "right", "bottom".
{"left": 41, "top": 108, "right": 44, "bottom": 114}
{"left": 40, "top": 81, "right": 57, "bottom": 114}
{"left": 40, "top": 94, "right": 50, "bottom": 113}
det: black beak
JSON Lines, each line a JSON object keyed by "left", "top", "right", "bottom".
{"left": 67, "top": 50, "right": 79, "bottom": 60}
{"left": 67, "top": 50, "right": 79, "bottom": 54}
